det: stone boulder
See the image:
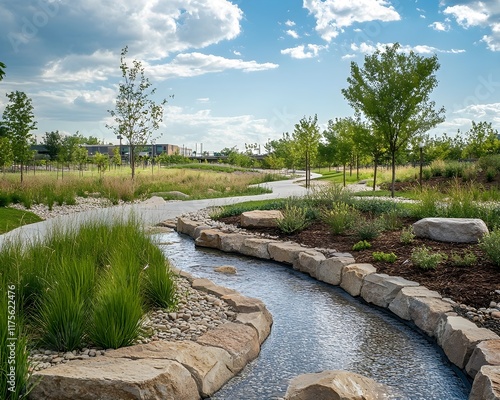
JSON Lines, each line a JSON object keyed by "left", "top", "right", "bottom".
{"left": 412, "top": 217, "right": 488, "bottom": 243}
{"left": 316, "top": 255, "right": 355, "bottom": 286}
{"left": 437, "top": 315, "right": 500, "bottom": 369}
{"left": 268, "top": 241, "right": 308, "bottom": 266}
{"left": 176, "top": 218, "right": 202, "bottom": 237}
{"left": 240, "top": 210, "right": 283, "bottom": 228}
{"left": 219, "top": 232, "right": 247, "bottom": 253}
{"left": 105, "top": 341, "right": 233, "bottom": 397}
{"left": 340, "top": 263, "right": 376, "bottom": 297}
{"left": 194, "top": 229, "right": 221, "bottom": 249}
{"left": 196, "top": 322, "right": 260, "bottom": 373}
{"left": 466, "top": 340, "right": 500, "bottom": 378}
{"left": 469, "top": 365, "right": 500, "bottom": 400}
{"left": 29, "top": 357, "right": 199, "bottom": 400}
{"left": 297, "top": 250, "right": 325, "bottom": 277}
{"left": 240, "top": 238, "right": 274, "bottom": 259}
{"left": 361, "top": 274, "right": 419, "bottom": 309}
{"left": 283, "top": 370, "right": 391, "bottom": 400}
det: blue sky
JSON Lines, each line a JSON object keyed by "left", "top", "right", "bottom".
{"left": 1, "top": 0, "right": 499, "bottom": 152}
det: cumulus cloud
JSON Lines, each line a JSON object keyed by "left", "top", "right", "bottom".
{"left": 303, "top": 0, "right": 400, "bottom": 42}
{"left": 429, "top": 21, "right": 450, "bottom": 31}
{"left": 281, "top": 44, "right": 328, "bottom": 59}
{"left": 286, "top": 29, "right": 300, "bottom": 39}
{"left": 442, "top": 1, "right": 500, "bottom": 51}
{"left": 285, "top": 20, "right": 296, "bottom": 27}
{"left": 148, "top": 53, "right": 279, "bottom": 79}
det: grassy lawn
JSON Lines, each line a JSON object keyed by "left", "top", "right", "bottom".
{"left": 0, "top": 208, "right": 43, "bottom": 234}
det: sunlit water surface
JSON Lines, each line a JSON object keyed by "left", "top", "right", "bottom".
{"left": 156, "top": 232, "right": 470, "bottom": 400}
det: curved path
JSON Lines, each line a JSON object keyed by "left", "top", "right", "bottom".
{"left": 0, "top": 173, "right": 320, "bottom": 247}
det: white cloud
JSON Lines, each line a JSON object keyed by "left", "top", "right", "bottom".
{"left": 233, "top": 50, "right": 242, "bottom": 56}
{"left": 303, "top": 0, "right": 400, "bottom": 42}
{"left": 443, "top": 4, "right": 489, "bottom": 28}
{"left": 285, "top": 20, "right": 296, "bottom": 27}
{"left": 341, "top": 53, "right": 356, "bottom": 60}
{"left": 350, "top": 41, "right": 465, "bottom": 55}
{"left": 286, "top": 29, "right": 300, "bottom": 39}
{"left": 442, "top": 2, "right": 500, "bottom": 51}
{"left": 429, "top": 21, "right": 450, "bottom": 31}
{"left": 281, "top": 44, "right": 328, "bottom": 59}
{"left": 148, "top": 53, "right": 279, "bottom": 79}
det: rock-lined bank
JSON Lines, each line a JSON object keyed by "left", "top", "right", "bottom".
{"left": 174, "top": 211, "right": 500, "bottom": 400}
{"left": 29, "top": 275, "right": 273, "bottom": 400}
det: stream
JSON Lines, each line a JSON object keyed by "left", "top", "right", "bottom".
{"left": 157, "top": 231, "right": 470, "bottom": 400}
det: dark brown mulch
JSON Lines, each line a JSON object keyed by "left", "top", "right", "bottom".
{"left": 218, "top": 216, "right": 500, "bottom": 310}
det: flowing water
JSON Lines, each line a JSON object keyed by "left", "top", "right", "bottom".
{"left": 157, "top": 231, "right": 470, "bottom": 400}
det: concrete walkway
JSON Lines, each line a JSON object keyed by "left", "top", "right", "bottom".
{"left": 0, "top": 173, "right": 322, "bottom": 247}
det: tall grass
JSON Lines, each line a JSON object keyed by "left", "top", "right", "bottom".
{"left": 0, "top": 216, "right": 178, "bottom": 388}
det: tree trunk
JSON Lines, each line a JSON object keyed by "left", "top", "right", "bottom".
{"left": 373, "top": 160, "right": 378, "bottom": 191}
{"left": 343, "top": 164, "right": 346, "bottom": 187}
{"left": 20, "top": 161, "right": 24, "bottom": 183}
{"left": 391, "top": 152, "right": 396, "bottom": 198}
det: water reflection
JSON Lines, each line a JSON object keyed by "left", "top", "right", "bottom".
{"left": 156, "top": 232, "right": 470, "bottom": 400}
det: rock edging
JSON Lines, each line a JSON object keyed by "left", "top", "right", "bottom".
{"left": 29, "top": 273, "right": 273, "bottom": 400}
{"left": 176, "top": 216, "right": 500, "bottom": 399}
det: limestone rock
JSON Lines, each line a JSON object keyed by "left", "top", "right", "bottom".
{"left": 29, "top": 357, "right": 199, "bottom": 400}
{"left": 316, "top": 255, "right": 354, "bottom": 286}
{"left": 240, "top": 238, "right": 274, "bottom": 259}
{"left": 361, "top": 274, "right": 419, "bottom": 309}
{"left": 268, "top": 241, "right": 308, "bottom": 265}
{"left": 466, "top": 340, "right": 500, "bottom": 379}
{"left": 214, "top": 265, "right": 237, "bottom": 274}
{"left": 191, "top": 278, "right": 237, "bottom": 298}
{"left": 194, "top": 229, "right": 221, "bottom": 249}
{"left": 438, "top": 315, "right": 500, "bottom": 369}
{"left": 236, "top": 311, "right": 273, "bottom": 344}
{"left": 412, "top": 217, "right": 488, "bottom": 243}
{"left": 197, "top": 322, "right": 260, "bottom": 373}
{"left": 284, "top": 370, "right": 391, "bottom": 400}
{"left": 469, "top": 365, "right": 500, "bottom": 400}
{"left": 340, "top": 263, "right": 376, "bottom": 297}
{"left": 297, "top": 250, "right": 325, "bottom": 277}
{"left": 388, "top": 286, "right": 442, "bottom": 321}
{"left": 221, "top": 293, "right": 267, "bottom": 314}
{"left": 105, "top": 341, "right": 233, "bottom": 397}
{"left": 240, "top": 210, "right": 283, "bottom": 228}
{"left": 219, "top": 232, "right": 247, "bottom": 253}
{"left": 176, "top": 218, "right": 202, "bottom": 237}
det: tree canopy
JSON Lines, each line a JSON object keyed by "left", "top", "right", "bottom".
{"left": 342, "top": 43, "right": 445, "bottom": 196}
{"left": 2, "top": 91, "right": 37, "bottom": 182}
{"left": 0, "top": 61, "right": 5, "bottom": 81}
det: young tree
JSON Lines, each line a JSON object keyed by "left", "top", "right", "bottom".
{"left": 0, "top": 137, "right": 13, "bottom": 172}
{"left": 107, "top": 46, "right": 168, "bottom": 178}
{"left": 462, "top": 121, "right": 500, "bottom": 159}
{"left": 2, "top": 91, "right": 37, "bottom": 182}
{"left": 93, "top": 152, "right": 109, "bottom": 176}
{"left": 112, "top": 146, "right": 122, "bottom": 168}
{"left": 73, "top": 146, "right": 88, "bottom": 176}
{"left": 342, "top": 43, "right": 445, "bottom": 196}
{"left": 293, "top": 115, "right": 321, "bottom": 188}
{"left": 324, "top": 118, "right": 356, "bottom": 187}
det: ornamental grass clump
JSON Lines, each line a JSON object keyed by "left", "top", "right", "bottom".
{"left": 400, "top": 226, "right": 416, "bottom": 245}
{"left": 353, "top": 217, "right": 383, "bottom": 241}
{"left": 410, "top": 245, "right": 447, "bottom": 270}
{"left": 321, "top": 202, "right": 359, "bottom": 235}
{"left": 277, "top": 203, "right": 309, "bottom": 234}
{"left": 479, "top": 227, "right": 500, "bottom": 267}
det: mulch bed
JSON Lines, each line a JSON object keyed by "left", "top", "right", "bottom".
{"left": 218, "top": 216, "right": 500, "bottom": 310}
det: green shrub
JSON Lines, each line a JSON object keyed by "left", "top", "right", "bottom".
{"left": 380, "top": 209, "right": 404, "bottom": 230}
{"left": 429, "top": 160, "right": 445, "bottom": 177}
{"left": 400, "top": 226, "right": 415, "bottom": 245}
{"left": 372, "top": 251, "right": 397, "bottom": 263}
{"left": 320, "top": 202, "right": 359, "bottom": 235}
{"left": 450, "top": 250, "right": 477, "bottom": 267}
{"left": 306, "top": 183, "right": 352, "bottom": 207}
{"left": 479, "top": 228, "right": 500, "bottom": 267}
{"left": 444, "top": 161, "right": 464, "bottom": 178}
{"left": 354, "top": 218, "right": 383, "bottom": 241}
{"left": 277, "top": 203, "right": 309, "bottom": 234}
{"left": 486, "top": 167, "right": 497, "bottom": 182}
{"left": 352, "top": 240, "right": 371, "bottom": 251}
{"left": 0, "top": 193, "right": 11, "bottom": 207}
{"left": 411, "top": 245, "right": 447, "bottom": 270}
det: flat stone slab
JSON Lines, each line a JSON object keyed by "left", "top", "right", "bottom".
{"left": 361, "top": 274, "right": 419, "bottom": 309}
{"left": 340, "top": 263, "right": 376, "bottom": 297}
{"left": 105, "top": 341, "right": 233, "bottom": 397}
{"left": 240, "top": 210, "right": 283, "bottom": 228}
{"left": 30, "top": 357, "right": 199, "bottom": 400}
{"left": 412, "top": 217, "right": 488, "bottom": 243}
{"left": 268, "top": 241, "right": 308, "bottom": 265}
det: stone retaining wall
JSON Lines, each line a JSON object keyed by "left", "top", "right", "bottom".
{"left": 177, "top": 217, "right": 500, "bottom": 399}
